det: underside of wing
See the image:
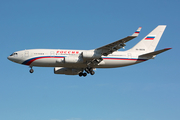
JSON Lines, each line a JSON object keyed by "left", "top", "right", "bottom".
{"left": 95, "top": 27, "right": 142, "bottom": 56}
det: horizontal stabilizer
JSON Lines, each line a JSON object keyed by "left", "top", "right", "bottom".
{"left": 139, "top": 48, "right": 172, "bottom": 58}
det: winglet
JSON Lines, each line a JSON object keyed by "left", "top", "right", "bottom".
{"left": 132, "top": 27, "right": 142, "bottom": 37}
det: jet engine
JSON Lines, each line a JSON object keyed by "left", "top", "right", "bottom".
{"left": 54, "top": 67, "right": 81, "bottom": 75}
{"left": 83, "top": 51, "right": 101, "bottom": 59}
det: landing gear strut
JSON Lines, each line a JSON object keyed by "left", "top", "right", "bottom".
{"left": 79, "top": 67, "right": 95, "bottom": 77}
{"left": 85, "top": 67, "right": 95, "bottom": 75}
{"left": 29, "top": 67, "right": 34, "bottom": 73}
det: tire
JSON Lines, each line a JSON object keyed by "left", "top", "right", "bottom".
{"left": 83, "top": 73, "right": 87, "bottom": 77}
{"left": 30, "top": 69, "right": 34, "bottom": 73}
{"left": 90, "top": 71, "right": 95, "bottom": 75}
{"left": 79, "top": 72, "right": 83, "bottom": 77}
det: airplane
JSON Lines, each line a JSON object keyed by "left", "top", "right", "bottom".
{"left": 7, "top": 25, "right": 171, "bottom": 77}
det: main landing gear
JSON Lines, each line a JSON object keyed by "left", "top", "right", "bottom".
{"left": 79, "top": 72, "right": 87, "bottom": 77}
{"left": 85, "top": 67, "right": 95, "bottom": 75}
{"left": 79, "top": 67, "right": 95, "bottom": 77}
{"left": 29, "top": 67, "right": 34, "bottom": 73}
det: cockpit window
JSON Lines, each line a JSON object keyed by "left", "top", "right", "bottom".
{"left": 10, "top": 53, "right": 18, "bottom": 56}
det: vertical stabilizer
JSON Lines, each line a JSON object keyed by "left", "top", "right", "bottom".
{"left": 127, "top": 25, "right": 166, "bottom": 54}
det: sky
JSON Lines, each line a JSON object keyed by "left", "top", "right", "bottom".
{"left": 1, "top": 0, "right": 180, "bottom": 120}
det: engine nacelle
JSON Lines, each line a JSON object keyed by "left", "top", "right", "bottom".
{"left": 56, "top": 58, "right": 64, "bottom": 63}
{"left": 64, "top": 55, "right": 83, "bottom": 63}
{"left": 83, "top": 51, "right": 101, "bottom": 59}
{"left": 54, "top": 67, "right": 81, "bottom": 75}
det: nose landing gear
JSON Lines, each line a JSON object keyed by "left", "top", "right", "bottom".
{"left": 29, "top": 67, "right": 34, "bottom": 73}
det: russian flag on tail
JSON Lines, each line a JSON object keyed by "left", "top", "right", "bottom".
{"left": 145, "top": 35, "right": 155, "bottom": 40}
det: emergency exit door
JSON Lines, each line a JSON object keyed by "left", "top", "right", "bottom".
{"left": 50, "top": 51, "right": 55, "bottom": 57}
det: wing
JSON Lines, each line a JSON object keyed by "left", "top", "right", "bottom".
{"left": 95, "top": 27, "right": 142, "bottom": 56}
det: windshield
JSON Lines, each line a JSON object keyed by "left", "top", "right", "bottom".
{"left": 10, "top": 53, "right": 18, "bottom": 56}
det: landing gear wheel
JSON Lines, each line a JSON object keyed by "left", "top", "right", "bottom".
{"left": 79, "top": 72, "right": 83, "bottom": 77}
{"left": 90, "top": 71, "right": 95, "bottom": 75}
{"left": 29, "top": 69, "right": 34, "bottom": 73}
{"left": 79, "top": 72, "right": 87, "bottom": 77}
{"left": 83, "top": 73, "right": 87, "bottom": 77}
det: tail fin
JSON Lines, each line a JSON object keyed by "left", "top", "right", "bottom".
{"left": 127, "top": 25, "right": 166, "bottom": 54}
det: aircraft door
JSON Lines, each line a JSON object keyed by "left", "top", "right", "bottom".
{"left": 25, "top": 51, "right": 29, "bottom": 57}
{"left": 128, "top": 53, "right": 132, "bottom": 59}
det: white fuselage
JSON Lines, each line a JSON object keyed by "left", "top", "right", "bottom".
{"left": 8, "top": 49, "right": 147, "bottom": 68}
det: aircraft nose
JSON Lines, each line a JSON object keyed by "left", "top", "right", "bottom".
{"left": 7, "top": 56, "right": 14, "bottom": 62}
{"left": 7, "top": 56, "right": 15, "bottom": 62}
{"left": 7, "top": 54, "right": 22, "bottom": 64}
{"left": 7, "top": 56, "right": 11, "bottom": 60}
